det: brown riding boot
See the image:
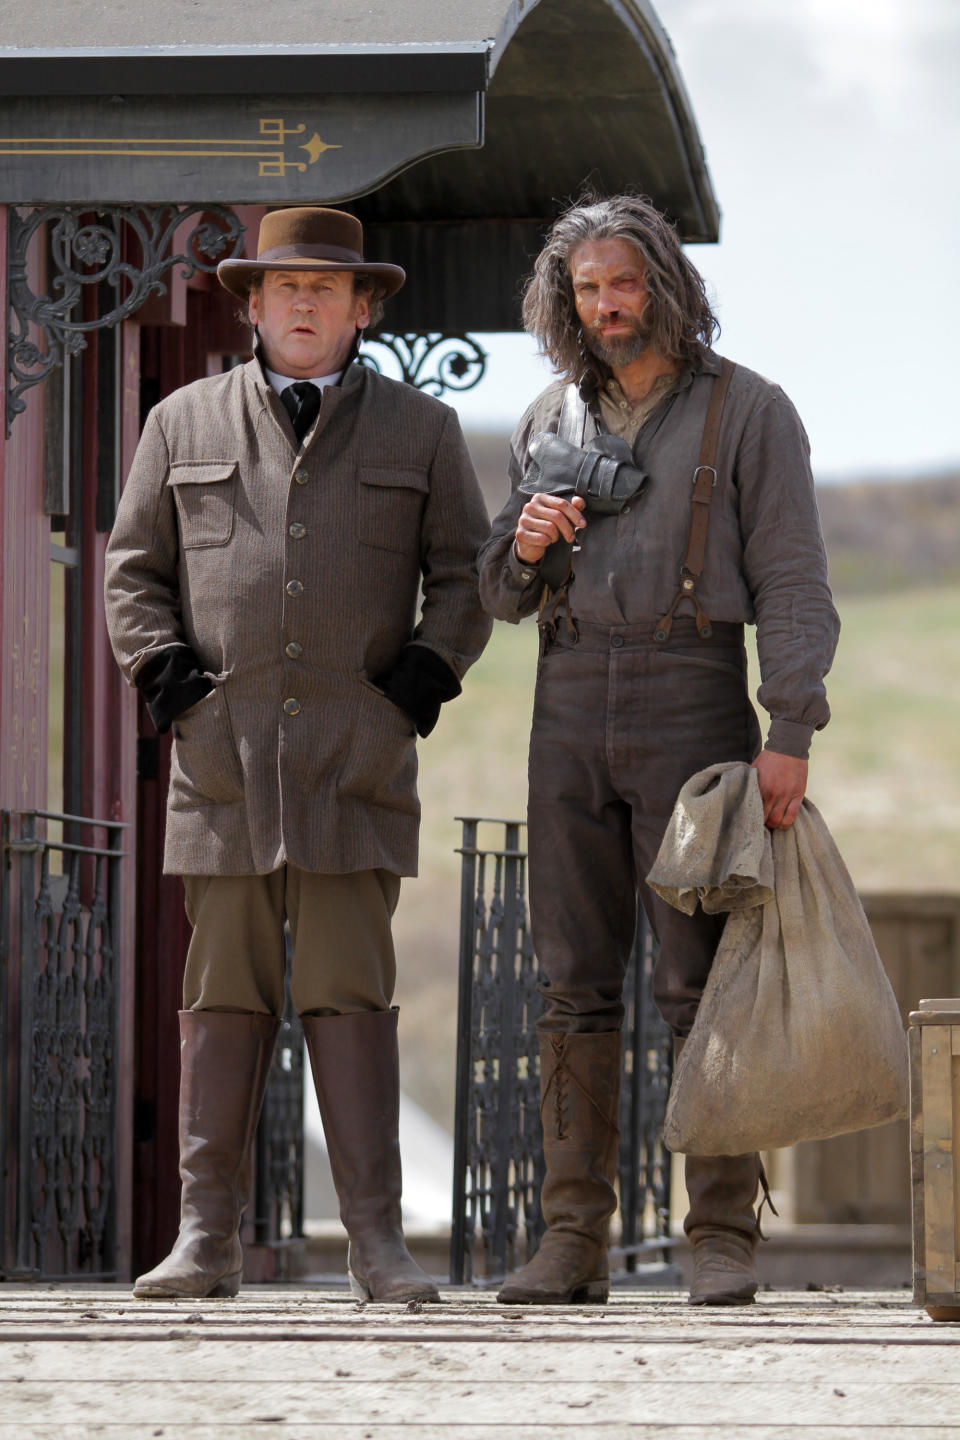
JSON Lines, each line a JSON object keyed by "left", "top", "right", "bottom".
{"left": 134, "top": 1010, "right": 279, "bottom": 1299}
{"left": 498, "top": 1030, "right": 621, "bottom": 1305}
{"left": 684, "top": 1152, "right": 762, "bottom": 1305}
{"left": 301, "top": 1009, "right": 439, "bottom": 1303}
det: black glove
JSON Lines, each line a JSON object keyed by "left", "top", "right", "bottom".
{"left": 520, "top": 431, "right": 648, "bottom": 514}
{"left": 135, "top": 645, "right": 214, "bottom": 734}
{"left": 373, "top": 645, "right": 461, "bottom": 738}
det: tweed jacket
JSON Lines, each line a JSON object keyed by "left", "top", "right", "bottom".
{"left": 478, "top": 348, "right": 840, "bottom": 759}
{"left": 104, "top": 359, "right": 492, "bottom": 877}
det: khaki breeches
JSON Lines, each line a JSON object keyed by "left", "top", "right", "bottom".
{"left": 182, "top": 866, "right": 401, "bottom": 1016}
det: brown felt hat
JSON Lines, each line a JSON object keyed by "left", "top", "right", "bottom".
{"left": 217, "top": 207, "right": 405, "bottom": 300}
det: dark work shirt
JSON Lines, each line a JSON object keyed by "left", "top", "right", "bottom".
{"left": 477, "top": 346, "right": 840, "bottom": 759}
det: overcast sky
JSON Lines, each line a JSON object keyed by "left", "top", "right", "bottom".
{"left": 445, "top": 0, "right": 960, "bottom": 481}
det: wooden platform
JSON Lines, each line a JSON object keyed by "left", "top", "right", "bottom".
{"left": 2, "top": 1287, "right": 960, "bottom": 1436}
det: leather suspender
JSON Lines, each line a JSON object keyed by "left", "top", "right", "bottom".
{"left": 653, "top": 357, "right": 736, "bottom": 643}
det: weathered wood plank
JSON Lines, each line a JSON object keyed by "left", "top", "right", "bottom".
{"left": 1, "top": 1379, "right": 959, "bottom": 1427}
{"left": 910, "top": 1023, "right": 927, "bottom": 1304}
{"left": 0, "top": 1289, "right": 938, "bottom": 1356}
{"left": 2, "top": 1289, "right": 959, "bottom": 1437}
{"left": 922, "top": 1028, "right": 958, "bottom": 1295}
{"left": 4, "top": 1339, "right": 960, "bottom": 1383}
{"left": 3, "top": 1430, "right": 960, "bottom": 1440}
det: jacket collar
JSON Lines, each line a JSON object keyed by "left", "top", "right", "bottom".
{"left": 242, "top": 354, "right": 367, "bottom": 453}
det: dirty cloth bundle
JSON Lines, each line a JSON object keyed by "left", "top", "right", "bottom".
{"left": 647, "top": 762, "right": 908, "bottom": 1155}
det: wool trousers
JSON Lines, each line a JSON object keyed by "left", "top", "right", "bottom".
{"left": 182, "top": 866, "right": 400, "bottom": 1016}
{"left": 527, "top": 617, "right": 762, "bottom": 1037}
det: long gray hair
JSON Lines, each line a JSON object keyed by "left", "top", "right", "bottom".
{"left": 522, "top": 193, "right": 719, "bottom": 386}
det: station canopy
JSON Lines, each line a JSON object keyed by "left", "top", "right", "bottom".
{"left": 0, "top": 0, "right": 719, "bottom": 329}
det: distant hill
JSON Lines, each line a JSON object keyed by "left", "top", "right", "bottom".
{"left": 464, "top": 429, "right": 960, "bottom": 597}
{"left": 816, "top": 472, "right": 960, "bottom": 594}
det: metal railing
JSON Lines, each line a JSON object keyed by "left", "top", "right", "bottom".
{"left": 450, "top": 818, "right": 676, "bottom": 1286}
{"left": 1, "top": 809, "right": 125, "bottom": 1279}
{"left": 253, "top": 931, "right": 305, "bottom": 1268}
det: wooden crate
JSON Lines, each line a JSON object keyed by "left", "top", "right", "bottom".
{"left": 909, "top": 998, "right": 960, "bottom": 1321}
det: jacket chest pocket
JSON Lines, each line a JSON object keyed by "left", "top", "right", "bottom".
{"left": 168, "top": 461, "right": 239, "bottom": 548}
{"left": 357, "top": 467, "right": 428, "bottom": 552}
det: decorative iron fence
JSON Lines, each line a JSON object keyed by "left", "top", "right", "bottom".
{"left": 450, "top": 817, "right": 676, "bottom": 1286}
{"left": 0, "top": 809, "right": 125, "bottom": 1279}
{"left": 252, "top": 931, "right": 305, "bottom": 1269}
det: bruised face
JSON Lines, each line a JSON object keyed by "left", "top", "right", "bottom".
{"left": 248, "top": 269, "right": 371, "bottom": 378}
{"left": 569, "top": 237, "right": 652, "bottom": 368}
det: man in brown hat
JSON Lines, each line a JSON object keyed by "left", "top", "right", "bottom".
{"left": 105, "top": 207, "right": 492, "bottom": 1302}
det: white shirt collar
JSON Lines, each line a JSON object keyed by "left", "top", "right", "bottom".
{"left": 264, "top": 365, "right": 343, "bottom": 395}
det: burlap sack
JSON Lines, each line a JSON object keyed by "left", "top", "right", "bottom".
{"left": 647, "top": 762, "right": 908, "bottom": 1155}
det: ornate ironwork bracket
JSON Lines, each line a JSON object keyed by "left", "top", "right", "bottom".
{"left": 5, "top": 204, "right": 247, "bottom": 435}
{"left": 359, "top": 332, "right": 487, "bottom": 397}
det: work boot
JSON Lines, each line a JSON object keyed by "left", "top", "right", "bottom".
{"left": 301, "top": 1009, "right": 439, "bottom": 1303}
{"left": 684, "top": 1152, "right": 763, "bottom": 1305}
{"left": 498, "top": 1030, "right": 621, "bottom": 1305}
{"left": 134, "top": 1010, "right": 279, "bottom": 1299}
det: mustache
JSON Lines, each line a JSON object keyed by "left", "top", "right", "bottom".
{"left": 586, "top": 314, "right": 646, "bottom": 341}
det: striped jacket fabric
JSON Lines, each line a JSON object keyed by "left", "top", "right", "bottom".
{"left": 104, "top": 358, "right": 492, "bottom": 876}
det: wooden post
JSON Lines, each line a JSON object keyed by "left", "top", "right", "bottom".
{"left": 909, "top": 999, "right": 960, "bottom": 1321}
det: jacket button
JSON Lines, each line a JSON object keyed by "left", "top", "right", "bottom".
{"left": 285, "top": 640, "right": 303, "bottom": 659}
{"left": 611, "top": 635, "right": 625, "bottom": 648}
{"left": 285, "top": 579, "right": 304, "bottom": 597}
{"left": 294, "top": 470, "right": 309, "bottom": 485}
{"left": 288, "top": 522, "right": 307, "bottom": 539}
{"left": 283, "top": 698, "right": 301, "bottom": 716}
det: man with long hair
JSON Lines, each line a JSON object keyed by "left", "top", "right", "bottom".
{"left": 478, "top": 194, "right": 839, "bottom": 1306}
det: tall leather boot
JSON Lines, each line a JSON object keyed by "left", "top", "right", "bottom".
{"left": 133, "top": 1010, "right": 279, "bottom": 1299}
{"left": 684, "top": 1152, "right": 762, "bottom": 1305}
{"left": 301, "top": 1009, "right": 439, "bottom": 1303}
{"left": 498, "top": 1031, "right": 621, "bottom": 1305}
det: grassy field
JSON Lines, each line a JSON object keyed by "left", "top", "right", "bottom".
{"left": 394, "top": 584, "right": 960, "bottom": 1124}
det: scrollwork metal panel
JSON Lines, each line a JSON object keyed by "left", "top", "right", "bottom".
{"left": 1, "top": 809, "right": 125, "bottom": 1279}
{"left": 253, "top": 930, "right": 305, "bottom": 1263}
{"left": 451, "top": 817, "right": 675, "bottom": 1286}
{"left": 6, "top": 204, "right": 246, "bottom": 433}
{"left": 359, "top": 333, "right": 487, "bottom": 397}
{"left": 451, "top": 820, "right": 544, "bottom": 1286}
{"left": 615, "top": 917, "right": 675, "bottom": 1273}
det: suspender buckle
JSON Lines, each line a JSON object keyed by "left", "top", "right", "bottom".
{"left": 692, "top": 464, "right": 718, "bottom": 487}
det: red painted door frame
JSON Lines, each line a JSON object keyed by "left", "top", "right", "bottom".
{"left": 129, "top": 241, "right": 262, "bottom": 1274}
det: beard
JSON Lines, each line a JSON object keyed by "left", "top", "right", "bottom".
{"left": 584, "top": 315, "right": 651, "bottom": 368}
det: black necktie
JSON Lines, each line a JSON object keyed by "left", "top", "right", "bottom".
{"left": 281, "top": 381, "right": 322, "bottom": 442}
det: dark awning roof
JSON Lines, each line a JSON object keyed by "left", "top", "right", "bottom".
{"left": 0, "top": 0, "right": 719, "bottom": 330}
{"left": 0, "top": 45, "right": 490, "bottom": 97}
